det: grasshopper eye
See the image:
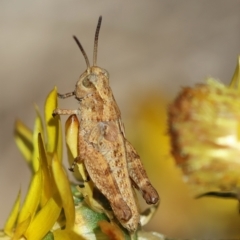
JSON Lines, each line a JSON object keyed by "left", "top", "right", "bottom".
{"left": 102, "top": 69, "right": 109, "bottom": 79}
{"left": 82, "top": 76, "right": 93, "bottom": 88}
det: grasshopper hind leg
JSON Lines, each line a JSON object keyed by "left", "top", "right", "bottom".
{"left": 125, "top": 140, "right": 159, "bottom": 205}
{"left": 78, "top": 140, "right": 133, "bottom": 221}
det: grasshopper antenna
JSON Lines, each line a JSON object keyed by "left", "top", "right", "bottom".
{"left": 93, "top": 16, "right": 102, "bottom": 66}
{"left": 73, "top": 35, "right": 90, "bottom": 70}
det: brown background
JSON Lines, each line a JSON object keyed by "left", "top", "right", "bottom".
{"left": 1, "top": 1, "right": 240, "bottom": 238}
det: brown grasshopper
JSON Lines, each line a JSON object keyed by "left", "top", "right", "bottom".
{"left": 53, "top": 16, "right": 159, "bottom": 233}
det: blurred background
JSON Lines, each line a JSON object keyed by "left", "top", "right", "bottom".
{"left": 1, "top": 1, "right": 240, "bottom": 238}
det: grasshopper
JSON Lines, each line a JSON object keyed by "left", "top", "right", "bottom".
{"left": 53, "top": 16, "right": 159, "bottom": 233}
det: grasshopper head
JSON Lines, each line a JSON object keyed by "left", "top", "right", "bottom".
{"left": 73, "top": 16, "right": 110, "bottom": 100}
{"left": 75, "top": 66, "right": 109, "bottom": 100}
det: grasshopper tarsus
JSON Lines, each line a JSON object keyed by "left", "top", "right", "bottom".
{"left": 84, "top": 175, "right": 90, "bottom": 182}
{"left": 52, "top": 110, "right": 58, "bottom": 117}
{"left": 68, "top": 167, "right": 75, "bottom": 172}
{"left": 68, "top": 162, "right": 76, "bottom": 172}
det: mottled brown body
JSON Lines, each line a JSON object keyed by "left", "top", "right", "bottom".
{"left": 53, "top": 16, "right": 159, "bottom": 232}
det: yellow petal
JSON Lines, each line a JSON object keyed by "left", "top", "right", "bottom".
{"left": 53, "top": 229, "right": 85, "bottom": 240}
{"left": 0, "top": 231, "right": 11, "bottom": 239}
{"left": 14, "top": 120, "right": 33, "bottom": 167}
{"left": 3, "top": 190, "right": 21, "bottom": 236}
{"left": 24, "top": 196, "right": 62, "bottom": 240}
{"left": 12, "top": 215, "right": 31, "bottom": 240}
{"left": 44, "top": 88, "right": 62, "bottom": 161}
{"left": 52, "top": 154, "right": 75, "bottom": 229}
{"left": 65, "top": 115, "right": 79, "bottom": 158}
{"left": 32, "top": 104, "right": 45, "bottom": 172}
{"left": 38, "top": 133, "right": 55, "bottom": 206}
{"left": 17, "top": 166, "right": 42, "bottom": 225}
{"left": 229, "top": 56, "right": 240, "bottom": 91}
{"left": 65, "top": 115, "right": 83, "bottom": 181}
{"left": 34, "top": 104, "right": 45, "bottom": 140}
{"left": 57, "top": 119, "right": 63, "bottom": 161}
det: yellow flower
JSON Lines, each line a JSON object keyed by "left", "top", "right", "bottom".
{"left": 169, "top": 56, "right": 240, "bottom": 196}
{"left": 0, "top": 88, "right": 162, "bottom": 240}
{"left": 1, "top": 88, "right": 75, "bottom": 240}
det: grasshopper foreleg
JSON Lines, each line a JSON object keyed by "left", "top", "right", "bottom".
{"left": 58, "top": 91, "right": 75, "bottom": 99}
{"left": 52, "top": 109, "right": 79, "bottom": 117}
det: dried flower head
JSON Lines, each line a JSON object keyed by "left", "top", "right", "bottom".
{"left": 169, "top": 57, "right": 240, "bottom": 197}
